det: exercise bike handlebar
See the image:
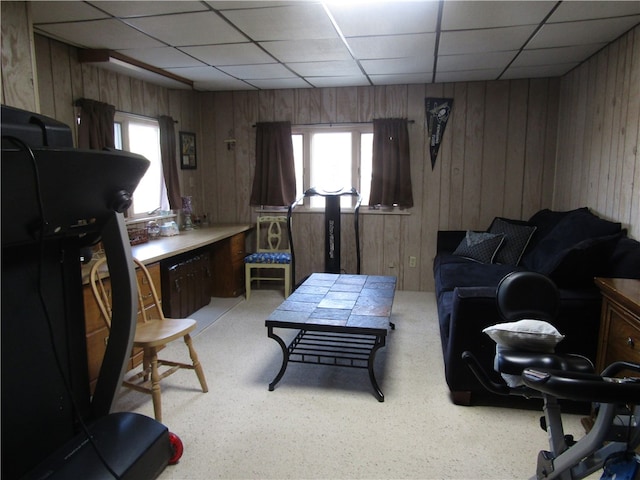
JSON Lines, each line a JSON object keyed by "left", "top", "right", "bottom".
{"left": 522, "top": 362, "right": 640, "bottom": 404}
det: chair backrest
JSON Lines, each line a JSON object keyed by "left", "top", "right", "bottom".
{"left": 496, "top": 271, "right": 559, "bottom": 322}
{"left": 256, "top": 216, "right": 290, "bottom": 253}
{"left": 90, "top": 257, "right": 165, "bottom": 329}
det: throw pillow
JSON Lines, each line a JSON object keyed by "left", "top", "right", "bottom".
{"left": 483, "top": 319, "right": 565, "bottom": 352}
{"left": 488, "top": 217, "right": 537, "bottom": 265}
{"left": 452, "top": 231, "right": 505, "bottom": 264}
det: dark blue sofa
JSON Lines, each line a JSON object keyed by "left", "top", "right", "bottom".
{"left": 433, "top": 207, "right": 640, "bottom": 405}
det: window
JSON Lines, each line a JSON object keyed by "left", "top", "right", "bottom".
{"left": 292, "top": 124, "right": 373, "bottom": 208}
{"left": 114, "top": 112, "right": 169, "bottom": 216}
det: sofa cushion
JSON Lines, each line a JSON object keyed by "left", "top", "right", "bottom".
{"left": 435, "top": 259, "right": 522, "bottom": 296}
{"left": 521, "top": 209, "right": 622, "bottom": 274}
{"left": 483, "top": 319, "right": 564, "bottom": 352}
{"left": 604, "top": 236, "right": 640, "bottom": 279}
{"left": 488, "top": 217, "right": 537, "bottom": 265}
{"left": 453, "top": 231, "right": 505, "bottom": 264}
{"left": 525, "top": 207, "right": 589, "bottom": 252}
{"left": 549, "top": 231, "right": 626, "bottom": 287}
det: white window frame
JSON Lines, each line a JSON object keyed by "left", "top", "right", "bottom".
{"left": 291, "top": 124, "right": 373, "bottom": 210}
{"left": 113, "top": 112, "right": 169, "bottom": 218}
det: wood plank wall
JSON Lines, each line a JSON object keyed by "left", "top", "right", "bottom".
{"left": 3, "top": 2, "right": 638, "bottom": 291}
{"left": 199, "top": 79, "right": 560, "bottom": 290}
{"left": 554, "top": 25, "right": 640, "bottom": 239}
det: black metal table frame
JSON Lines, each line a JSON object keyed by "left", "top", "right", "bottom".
{"left": 267, "top": 322, "right": 389, "bottom": 402}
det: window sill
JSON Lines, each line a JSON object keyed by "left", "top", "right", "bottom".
{"left": 256, "top": 207, "right": 410, "bottom": 216}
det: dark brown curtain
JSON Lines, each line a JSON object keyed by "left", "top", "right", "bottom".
{"left": 369, "top": 118, "right": 413, "bottom": 208}
{"left": 76, "top": 98, "right": 115, "bottom": 150}
{"left": 250, "top": 121, "right": 297, "bottom": 206}
{"left": 159, "top": 115, "right": 182, "bottom": 209}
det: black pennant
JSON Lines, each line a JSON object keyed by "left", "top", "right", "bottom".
{"left": 425, "top": 98, "right": 453, "bottom": 170}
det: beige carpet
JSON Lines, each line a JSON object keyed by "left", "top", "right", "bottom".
{"left": 113, "top": 290, "right": 588, "bottom": 480}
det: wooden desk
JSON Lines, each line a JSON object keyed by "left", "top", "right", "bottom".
{"left": 83, "top": 223, "right": 251, "bottom": 392}
{"left": 595, "top": 278, "right": 640, "bottom": 373}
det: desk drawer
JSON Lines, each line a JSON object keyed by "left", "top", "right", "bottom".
{"left": 602, "top": 306, "right": 640, "bottom": 367}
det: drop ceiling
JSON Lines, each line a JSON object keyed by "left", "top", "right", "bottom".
{"left": 30, "top": 0, "right": 640, "bottom": 91}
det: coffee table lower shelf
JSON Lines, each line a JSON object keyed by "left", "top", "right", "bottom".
{"left": 267, "top": 327, "right": 387, "bottom": 401}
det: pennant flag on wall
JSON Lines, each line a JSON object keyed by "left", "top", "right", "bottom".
{"left": 425, "top": 98, "right": 453, "bottom": 170}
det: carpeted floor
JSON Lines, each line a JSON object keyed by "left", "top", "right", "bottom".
{"left": 113, "top": 290, "right": 589, "bottom": 479}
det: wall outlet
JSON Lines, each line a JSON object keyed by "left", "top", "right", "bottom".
{"left": 409, "top": 256, "right": 417, "bottom": 268}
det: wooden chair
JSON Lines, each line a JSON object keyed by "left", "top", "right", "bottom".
{"left": 244, "top": 216, "right": 292, "bottom": 300}
{"left": 89, "top": 257, "right": 208, "bottom": 422}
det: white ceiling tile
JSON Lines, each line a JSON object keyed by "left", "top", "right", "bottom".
{"left": 435, "top": 68, "right": 504, "bottom": 83}
{"left": 117, "top": 47, "right": 205, "bottom": 68}
{"left": 207, "top": 1, "right": 307, "bottom": 10}
{"left": 370, "top": 72, "right": 433, "bottom": 85}
{"left": 437, "top": 51, "right": 516, "bottom": 71}
{"left": 126, "top": 12, "right": 247, "bottom": 46}
{"left": 94, "top": 1, "right": 208, "bottom": 18}
{"left": 260, "top": 39, "right": 352, "bottom": 63}
{"left": 194, "top": 78, "right": 256, "bottom": 91}
{"left": 306, "top": 76, "right": 371, "bottom": 88}
{"left": 513, "top": 44, "right": 607, "bottom": 67}
{"left": 182, "top": 43, "right": 275, "bottom": 66}
{"left": 35, "top": 19, "right": 164, "bottom": 50}
{"left": 501, "top": 63, "right": 579, "bottom": 79}
{"left": 31, "top": 2, "right": 108, "bottom": 23}
{"left": 347, "top": 33, "right": 437, "bottom": 60}
{"left": 326, "top": 1, "right": 439, "bottom": 36}
{"left": 248, "top": 78, "right": 312, "bottom": 89}
{"left": 221, "top": 4, "right": 337, "bottom": 41}
{"left": 27, "top": 0, "right": 640, "bottom": 90}
{"left": 361, "top": 57, "right": 433, "bottom": 75}
{"left": 287, "top": 60, "right": 362, "bottom": 77}
{"left": 442, "top": 1, "right": 555, "bottom": 30}
{"left": 549, "top": 1, "right": 640, "bottom": 23}
{"left": 439, "top": 25, "right": 536, "bottom": 55}
{"left": 528, "top": 16, "right": 640, "bottom": 49}
{"left": 165, "top": 66, "right": 236, "bottom": 81}
{"left": 218, "top": 63, "right": 296, "bottom": 79}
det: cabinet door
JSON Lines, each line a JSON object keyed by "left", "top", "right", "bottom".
{"left": 162, "top": 262, "right": 188, "bottom": 318}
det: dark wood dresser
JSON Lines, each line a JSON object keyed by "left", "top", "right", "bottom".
{"left": 595, "top": 277, "right": 640, "bottom": 373}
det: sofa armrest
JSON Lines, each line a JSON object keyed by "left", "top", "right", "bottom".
{"left": 437, "top": 230, "right": 466, "bottom": 254}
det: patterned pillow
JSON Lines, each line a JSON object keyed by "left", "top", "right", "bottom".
{"left": 453, "top": 231, "right": 505, "bottom": 264}
{"left": 488, "top": 217, "right": 537, "bottom": 265}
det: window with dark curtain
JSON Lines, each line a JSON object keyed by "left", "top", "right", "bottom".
{"left": 75, "top": 98, "right": 115, "bottom": 150}
{"left": 250, "top": 121, "right": 297, "bottom": 206}
{"left": 369, "top": 118, "right": 413, "bottom": 209}
{"left": 158, "top": 115, "right": 182, "bottom": 209}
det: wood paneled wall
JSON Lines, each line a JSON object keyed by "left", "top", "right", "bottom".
{"left": 554, "top": 25, "right": 640, "bottom": 239}
{"left": 3, "top": 3, "right": 637, "bottom": 291}
{"left": 1, "top": 2, "right": 38, "bottom": 112}
{"left": 200, "top": 79, "right": 560, "bottom": 290}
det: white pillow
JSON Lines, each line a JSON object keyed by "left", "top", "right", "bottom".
{"left": 483, "top": 319, "right": 565, "bottom": 352}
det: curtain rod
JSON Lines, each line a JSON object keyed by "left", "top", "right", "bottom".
{"left": 252, "top": 120, "right": 415, "bottom": 127}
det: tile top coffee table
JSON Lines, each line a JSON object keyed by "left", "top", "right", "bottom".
{"left": 265, "top": 273, "right": 397, "bottom": 401}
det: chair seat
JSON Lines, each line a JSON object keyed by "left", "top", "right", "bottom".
{"left": 133, "top": 318, "right": 197, "bottom": 347}
{"left": 244, "top": 252, "right": 291, "bottom": 264}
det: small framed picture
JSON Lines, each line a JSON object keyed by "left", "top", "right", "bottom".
{"left": 180, "top": 131, "right": 197, "bottom": 170}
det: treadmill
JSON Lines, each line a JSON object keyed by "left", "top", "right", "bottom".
{"left": 1, "top": 105, "right": 175, "bottom": 479}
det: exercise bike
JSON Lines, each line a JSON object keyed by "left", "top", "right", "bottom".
{"left": 462, "top": 271, "right": 640, "bottom": 480}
